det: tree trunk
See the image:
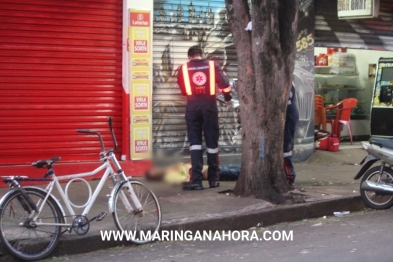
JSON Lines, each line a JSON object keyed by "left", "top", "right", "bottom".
{"left": 225, "top": 0, "right": 299, "bottom": 203}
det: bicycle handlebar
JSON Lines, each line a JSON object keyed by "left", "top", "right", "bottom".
{"left": 76, "top": 117, "right": 118, "bottom": 154}
{"left": 108, "top": 117, "right": 118, "bottom": 152}
{"left": 76, "top": 129, "right": 106, "bottom": 152}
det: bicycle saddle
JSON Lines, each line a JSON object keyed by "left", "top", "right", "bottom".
{"left": 32, "top": 156, "right": 61, "bottom": 168}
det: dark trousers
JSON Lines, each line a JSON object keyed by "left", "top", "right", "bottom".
{"left": 219, "top": 165, "right": 240, "bottom": 181}
{"left": 284, "top": 104, "right": 299, "bottom": 185}
{"left": 186, "top": 107, "right": 220, "bottom": 185}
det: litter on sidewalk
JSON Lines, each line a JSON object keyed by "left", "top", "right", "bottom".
{"left": 333, "top": 211, "right": 350, "bottom": 217}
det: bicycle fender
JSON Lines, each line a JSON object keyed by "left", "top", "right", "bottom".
{"left": 0, "top": 188, "right": 19, "bottom": 208}
{"left": 108, "top": 181, "right": 124, "bottom": 214}
{"left": 354, "top": 154, "right": 379, "bottom": 180}
{"left": 108, "top": 179, "right": 138, "bottom": 214}
{"left": 0, "top": 187, "right": 66, "bottom": 219}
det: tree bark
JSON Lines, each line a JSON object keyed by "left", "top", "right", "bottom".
{"left": 225, "top": 0, "right": 299, "bottom": 203}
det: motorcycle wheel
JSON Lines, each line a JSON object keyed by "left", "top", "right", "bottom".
{"left": 360, "top": 166, "right": 393, "bottom": 210}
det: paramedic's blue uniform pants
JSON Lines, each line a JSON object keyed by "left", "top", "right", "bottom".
{"left": 186, "top": 98, "right": 220, "bottom": 186}
{"left": 284, "top": 101, "right": 299, "bottom": 185}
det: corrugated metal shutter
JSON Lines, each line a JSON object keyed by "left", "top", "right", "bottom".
{"left": 152, "top": 0, "right": 241, "bottom": 157}
{"left": 315, "top": 0, "right": 393, "bottom": 50}
{"left": 0, "top": 0, "right": 123, "bottom": 164}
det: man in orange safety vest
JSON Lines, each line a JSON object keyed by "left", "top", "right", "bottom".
{"left": 177, "top": 45, "right": 232, "bottom": 190}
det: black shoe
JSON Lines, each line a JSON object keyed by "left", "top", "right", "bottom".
{"left": 182, "top": 183, "right": 204, "bottom": 191}
{"left": 209, "top": 182, "right": 220, "bottom": 188}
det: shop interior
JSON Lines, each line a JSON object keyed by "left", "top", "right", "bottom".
{"left": 314, "top": 47, "right": 393, "bottom": 142}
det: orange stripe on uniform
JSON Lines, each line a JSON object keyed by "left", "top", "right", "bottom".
{"left": 221, "top": 86, "right": 232, "bottom": 93}
{"left": 209, "top": 61, "right": 215, "bottom": 95}
{"left": 182, "top": 64, "right": 192, "bottom": 95}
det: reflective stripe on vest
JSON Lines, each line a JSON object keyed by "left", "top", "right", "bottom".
{"left": 182, "top": 64, "right": 192, "bottom": 96}
{"left": 221, "top": 85, "right": 232, "bottom": 93}
{"left": 182, "top": 61, "right": 216, "bottom": 96}
{"left": 209, "top": 61, "right": 215, "bottom": 95}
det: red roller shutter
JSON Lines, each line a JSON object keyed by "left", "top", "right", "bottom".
{"left": 0, "top": 0, "right": 123, "bottom": 165}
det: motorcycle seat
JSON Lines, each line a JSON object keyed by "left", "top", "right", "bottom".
{"left": 369, "top": 136, "right": 393, "bottom": 150}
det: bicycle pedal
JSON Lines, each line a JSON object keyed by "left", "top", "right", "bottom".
{"left": 96, "top": 212, "right": 107, "bottom": 221}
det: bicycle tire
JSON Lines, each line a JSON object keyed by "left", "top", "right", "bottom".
{"left": 112, "top": 180, "right": 162, "bottom": 244}
{"left": 0, "top": 188, "right": 64, "bottom": 261}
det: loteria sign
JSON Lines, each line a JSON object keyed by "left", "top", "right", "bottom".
{"left": 130, "top": 11, "right": 150, "bottom": 26}
{"left": 129, "top": 9, "right": 152, "bottom": 160}
{"left": 338, "top": 0, "right": 379, "bottom": 19}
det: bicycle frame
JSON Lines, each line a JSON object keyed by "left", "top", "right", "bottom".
{"left": 0, "top": 117, "right": 159, "bottom": 262}
{"left": 33, "top": 152, "right": 142, "bottom": 228}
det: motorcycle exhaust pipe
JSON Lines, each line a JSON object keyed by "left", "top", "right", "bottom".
{"left": 361, "top": 181, "right": 393, "bottom": 195}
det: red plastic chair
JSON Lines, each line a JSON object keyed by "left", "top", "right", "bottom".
{"left": 314, "top": 95, "right": 327, "bottom": 131}
{"left": 325, "top": 98, "right": 358, "bottom": 144}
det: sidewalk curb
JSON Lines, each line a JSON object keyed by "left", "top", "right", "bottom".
{"left": 0, "top": 196, "right": 365, "bottom": 261}
{"left": 162, "top": 196, "right": 365, "bottom": 232}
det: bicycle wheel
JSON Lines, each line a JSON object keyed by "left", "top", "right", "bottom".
{"left": 0, "top": 188, "right": 63, "bottom": 261}
{"left": 112, "top": 180, "right": 161, "bottom": 244}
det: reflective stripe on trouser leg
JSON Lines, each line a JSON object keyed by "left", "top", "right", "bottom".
{"left": 207, "top": 148, "right": 219, "bottom": 154}
{"left": 283, "top": 151, "right": 292, "bottom": 157}
{"left": 207, "top": 152, "right": 219, "bottom": 183}
{"left": 190, "top": 149, "right": 203, "bottom": 185}
{"left": 190, "top": 145, "right": 202, "bottom": 151}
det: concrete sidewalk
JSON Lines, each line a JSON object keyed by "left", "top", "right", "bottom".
{"left": 0, "top": 147, "right": 369, "bottom": 261}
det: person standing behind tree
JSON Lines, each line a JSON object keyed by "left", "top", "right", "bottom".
{"left": 284, "top": 81, "right": 299, "bottom": 188}
{"left": 177, "top": 45, "right": 232, "bottom": 190}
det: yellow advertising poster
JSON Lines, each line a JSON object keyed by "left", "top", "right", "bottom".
{"left": 132, "top": 84, "right": 150, "bottom": 111}
{"left": 131, "top": 58, "right": 149, "bottom": 67}
{"left": 132, "top": 127, "right": 150, "bottom": 157}
{"left": 131, "top": 71, "right": 150, "bottom": 80}
{"left": 131, "top": 28, "right": 149, "bottom": 55}
{"left": 129, "top": 9, "right": 152, "bottom": 160}
{"left": 131, "top": 115, "right": 150, "bottom": 124}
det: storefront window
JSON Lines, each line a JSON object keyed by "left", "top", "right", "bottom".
{"left": 316, "top": 48, "right": 370, "bottom": 116}
{"left": 314, "top": 47, "right": 393, "bottom": 139}
{"left": 315, "top": 48, "right": 393, "bottom": 115}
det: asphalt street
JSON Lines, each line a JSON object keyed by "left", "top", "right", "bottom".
{"left": 47, "top": 208, "right": 391, "bottom": 262}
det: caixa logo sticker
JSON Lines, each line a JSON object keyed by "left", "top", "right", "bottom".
{"left": 130, "top": 11, "right": 150, "bottom": 26}
{"left": 137, "top": 14, "right": 144, "bottom": 21}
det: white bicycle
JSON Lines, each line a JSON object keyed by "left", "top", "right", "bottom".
{"left": 0, "top": 117, "right": 162, "bottom": 261}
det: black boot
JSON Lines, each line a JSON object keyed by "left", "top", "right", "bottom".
{"left": 207, "top": 152, "right": 220, "bottom": 188}
{"left": 209, "top": 181, "right": 220, "bottom": 188}
{"left": 182, "top": 183, "right": 204, "bottom": 190}
{"left": 184, "top": 149, "right": 203, "bottom": 191}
